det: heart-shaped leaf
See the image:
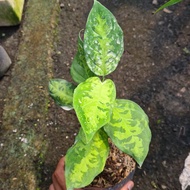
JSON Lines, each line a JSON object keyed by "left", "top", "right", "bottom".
{"left": 104, "top": 99, "right": 151, "bottom": 166}
{"left": 73, "top": 77, "right": 116, "bottom": 143}
{"left": 48, "top": 79, "right": 76, "bottom": 110}
{"left": 71, "top": 33, "right": 95, "bottom": 84}
{"left": 84, "top": 0, "right": 124, "bottom": 76}
{"left": 65, "top": 129, "right": 109, "bottom": 190}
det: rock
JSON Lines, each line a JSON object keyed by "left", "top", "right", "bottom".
{"left": 161, "top": 184, "right": 167, "bottom": 189}
{"left": 0, "top": 0, "right": 25, "bottom": 26}
{"left": 163, "top": 8, "right": 172, "bottom": 14}
{"left": 179, "top": 153, "right": 190, "bottom": 190}
{"left": 152, "top": 0, "right": 158, "bottom": 5}
{"left": 0, "top": 46, "right": 12, "bottom": 78}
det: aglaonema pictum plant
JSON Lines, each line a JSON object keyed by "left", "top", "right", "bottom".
{"left": 49, "top": 1, "right": 151, "bottom": 190}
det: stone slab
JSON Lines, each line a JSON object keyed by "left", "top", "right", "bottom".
{"left": 0, "top": 0, "right": 60, "bottom": 189}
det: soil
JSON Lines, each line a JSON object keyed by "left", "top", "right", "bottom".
{"left": 0, "top": 0, "right": 190, "bottom": 190}
{"left": 89, "top": 140, "right": 136, "bottom": 188}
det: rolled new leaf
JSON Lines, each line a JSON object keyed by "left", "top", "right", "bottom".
{"left": 48, "top": 79, "right": 76, "bottom": 110}
{"left": 84, "top": 0, "right": 124, "bottom": 76}
{"left": 73, "top": 77, "right": 116, "bottom": 143}
{"left": 71, "top": 33, "right": 95, "bottom": 84}
{"left": 65, "top": 129, "right": 109, "bottom": 190}
{"left": 104, "top": 99, "right": 151, "bottom": 166}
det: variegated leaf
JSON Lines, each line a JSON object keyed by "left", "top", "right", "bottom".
{"left": 48, "top": 79, "right": 76, "bottom": 110}
{"left": 73, "top": 77, "right": 116, "bottom": 143}
{"left": 84, "top": 0, "right": 124, "bottom": 76}
{"left": 104, "top": 99, "right": 151, "bottom": 166}
{"left": 71, "top": 32, "right": 95, "bottom": 84}
{"left": 65, "top": 129, "right": 109, "bottom": 190}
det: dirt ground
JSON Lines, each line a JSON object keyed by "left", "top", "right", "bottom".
{"left": 0, "top": 0, "right": 190, "bottom": 190}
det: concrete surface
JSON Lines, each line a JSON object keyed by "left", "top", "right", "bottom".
{"left": 0, "top": 0, "right": 60, "bottom": 189}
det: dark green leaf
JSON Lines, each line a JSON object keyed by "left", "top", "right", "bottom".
{"left": 48, "top": 79, "right": 76, "bottom": 110}
{"left": 70, "top": 32, "right": 95, "bottom": 84}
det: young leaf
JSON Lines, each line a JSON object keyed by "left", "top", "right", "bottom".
{"left": 73, "top": 77, "right": 116, "bottom": 143}
{"left": 155, "top": 0, "right": 182, "bottom": 13}
{"left": 49, "top": 79, "right": 76, "bottom": 110}
{"left": 65, "top": 129, "right": 109, "bottom": 190}
{"left": 71, "top": 33, "right": 95, "bottom": 84}
{"left": 104, "top": 99, "right": 151, "bottom": 166}
{"left": 84, "top": 0, "right": 124, "bottom": 76}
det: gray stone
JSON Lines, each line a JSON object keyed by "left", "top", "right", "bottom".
{"left": 179, "top": 153, "right": 190, "bottom": 190}
{"left": 0, "top": 46, "right": 12, "bottom": 78}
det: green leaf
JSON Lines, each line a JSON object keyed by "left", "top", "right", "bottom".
{"left": 48, "top": 79, "right": 76, "bottom": 110}
{"left": 84, "top": 0, "right": 124, "bottom": 76}
{"left": 155, "top": 0, "right": 182, "bottom": 13}
{"left": 104, "top": 99, "right": 151, "bottom": 166}
{"left": 73, "top": 77, "right": 116, "bottom": 143}
{"left": 65, "top": 129, "right": 109, "bottom": 190}
{"left": 71, "top": 32, "right": 95, "bottom": 84}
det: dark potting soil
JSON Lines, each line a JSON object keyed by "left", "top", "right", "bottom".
{"left": 89, "top": 139, "right": 136, "bottom": 188}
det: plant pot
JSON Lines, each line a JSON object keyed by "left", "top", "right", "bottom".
{"left": 87, "top": 139, "right": 136, "bottom": 189}
{"left": 50, "top": 139, "right": 135, "bottom": 190}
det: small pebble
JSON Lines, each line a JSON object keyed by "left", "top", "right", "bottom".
{"left": 0, "top": 46, "right": 12, "bottom": 78}
{"left": 161, "top": 184, "right": 167, "bottom": 189}
{"left": 163, "top": 8, "right": 172, "bottom": 13}
{"left": 158, "top": 21, "right": 164, "bottom": 25}
{"left": 13, "top": 129, "right": 17, "bottom": 133}
{"left": 60, "top": 3, "right": 64, "bottom": 8}
{"left": 152, "top": 0, "right": 158, "bottom": 5}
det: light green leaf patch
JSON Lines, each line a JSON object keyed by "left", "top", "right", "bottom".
{"left": 48, "top": 79, "right": 76, "bottom": 110}
{"left": 71, "top": 32, "right": 95, "bottom": 84}
{"left": 65, "top": 129, "right": 109, "bottom": 190}
{"left": 84, "top": 0, "right": 124, "bottom": 76}
{"left": 73, "top": 77, "right": 116, "bottom": 143}
{"left": 104, "top": 99, "right": 151, "bottom": 166}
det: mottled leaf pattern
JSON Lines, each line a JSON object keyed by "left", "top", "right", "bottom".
{"left": 65, "top": 129, "right": 109, "bottom": 190}
{"left": 71, "top": 33, "right": 95, "bottom": 84}
{"left": 49, "top": 1, "right": 152, "bottom": 189}
{"left": 84, "top": 0, "right": 124, "bottom": 76}
{"left": 48, "top": 79, "right": 76, "bottom": 110}
{"left": 73, "top": 77, "right": 116, "bottom": 143}
{"left": 104, "top": 99, "right": 151, "bottom": 166}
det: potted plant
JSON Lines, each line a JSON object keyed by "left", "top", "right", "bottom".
{"left": 49, "top": 0, "right": 151, "bottom": 189}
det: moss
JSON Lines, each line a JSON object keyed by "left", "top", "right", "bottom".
{"left": 0, "top": 0, "right": 60, "bottom": 189}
